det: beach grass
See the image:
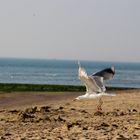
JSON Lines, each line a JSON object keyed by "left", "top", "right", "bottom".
{"left": 0, "top": 83, "right": 135, "bottom": 92}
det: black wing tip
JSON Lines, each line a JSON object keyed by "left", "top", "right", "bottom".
{"left": 104, "top": 67, "right": 115, "bottom": 75}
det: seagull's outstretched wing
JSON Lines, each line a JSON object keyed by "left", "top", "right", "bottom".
{"left": 90, "top": 76, "right": 106, "bottom": 92}
{"left": 78, "top": 63, "right": 102, "bottom": 94}
{"left": 92, "top": 67, "right": 115, "bottom": 80}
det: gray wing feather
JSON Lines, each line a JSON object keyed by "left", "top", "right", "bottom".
{"left": 92, "top": 67, "right": 115, "bottom": 80}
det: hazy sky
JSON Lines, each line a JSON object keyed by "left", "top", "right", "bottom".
{"left": 0, "top": 0, "right": 140, "bottom": 62}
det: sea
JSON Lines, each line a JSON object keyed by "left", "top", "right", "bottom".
{"left": 0, "top": 58, "right": 140, "bottom": 88}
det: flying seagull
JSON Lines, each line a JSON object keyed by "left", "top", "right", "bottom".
{"left": 76, "top": 61, "right": 115, "bottom": 100}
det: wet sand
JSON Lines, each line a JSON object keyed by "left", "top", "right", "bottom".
{"left": 0, "top": 90, "right": 140, "bottom": 140}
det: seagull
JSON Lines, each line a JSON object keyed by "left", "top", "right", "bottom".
{"left": 76, "top": 61, "right": 115, "bottom": 100}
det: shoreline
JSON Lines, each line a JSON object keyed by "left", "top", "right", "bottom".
{"left": 0, "top": 83, "right": 139, "bottom": 92}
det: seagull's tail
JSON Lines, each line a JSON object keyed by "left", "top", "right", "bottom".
{"left": 101, "top": 92, "right": 116, "bottom": 96}
{"left": 108, "top": 93, "right": 116, "bottom": 96}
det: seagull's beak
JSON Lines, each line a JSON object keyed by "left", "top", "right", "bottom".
{"left": 72, "top": 97, "right": 80, "bottom": 101}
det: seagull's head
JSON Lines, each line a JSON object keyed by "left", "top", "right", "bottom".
{"left": 75, "top": 97, "right": 80, "bottom": 100}
{"left": 72, "top": 96, "right": 81, "bottom": 101}
{"left": 75, "top": 95, "right": 86, "bottom": 100}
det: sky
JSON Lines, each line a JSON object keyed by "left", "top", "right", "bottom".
{"left": 0, "top": 0, "right": 140, "bottom": 62}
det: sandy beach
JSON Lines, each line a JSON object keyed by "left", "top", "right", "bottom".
{"left": 0, "top": 89, "right": 140, "bottom": 140}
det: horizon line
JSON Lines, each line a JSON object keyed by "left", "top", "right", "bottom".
{"left": 0, "top": 56, "right": 140, "bottom": 64}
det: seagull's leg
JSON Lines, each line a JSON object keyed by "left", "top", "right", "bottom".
{"left": 97, "top": 96, "right": 103, "bottom": 111}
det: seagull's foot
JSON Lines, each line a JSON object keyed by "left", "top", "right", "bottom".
{"left": 96, "top": 97, "right": 103, "bottom": 112}
{"left": 97, "top": 106, "right": 102, "bottom": 112}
